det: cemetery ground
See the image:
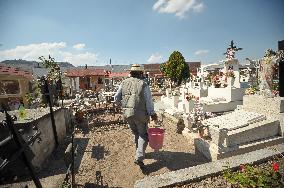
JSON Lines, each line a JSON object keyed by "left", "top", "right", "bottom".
{"left": 73, "top": 103, "right": 209, "bottom": 188}
{"left": 2, "top": 93, "right": 283, "bottom": 187}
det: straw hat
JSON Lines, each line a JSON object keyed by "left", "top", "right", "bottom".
{"left": 129, "top": 64, "right": 144, "bottom": 72}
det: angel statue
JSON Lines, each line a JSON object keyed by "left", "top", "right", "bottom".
{"left": 258, "top": 49, "right": 283, "bottom": 96}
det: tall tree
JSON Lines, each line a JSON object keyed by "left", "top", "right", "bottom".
{"left": 160, "top": 51, "right": 189, "bottom": 85}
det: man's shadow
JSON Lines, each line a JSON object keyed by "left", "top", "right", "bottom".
{"left": 142, "top": 150, "right": 209, "bottom": 175}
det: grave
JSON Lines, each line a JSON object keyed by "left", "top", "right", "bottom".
{"left": 197, "top": 58, "right": 245, "bottom": 113}
{"left": 0, "top": 107, "right": 70, "bottom": 171}
{"left": 195, "top": 95, "right": 284, "bottom": 161}
{"left": 160, "top": 88, "right": 181, "bottom": 115}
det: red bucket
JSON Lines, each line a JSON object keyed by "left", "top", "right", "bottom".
{"left": 148, "top": 127, "right": 165, "bottom": 151}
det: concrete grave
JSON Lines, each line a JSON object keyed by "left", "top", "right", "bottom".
{"left": 0, "top": 107, "right": 70, "bottom": 171}
{"left": 195, "top": 95, "right": 284, "bottom": 161}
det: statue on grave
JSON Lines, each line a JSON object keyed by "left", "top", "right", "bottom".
{"left": 223, "top": 40, "right": 243, "bottom": 60}
{"left": 258, "top": 49, "right": 283, "bottom": 96}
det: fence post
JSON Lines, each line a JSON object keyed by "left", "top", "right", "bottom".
{"left": 4, "top": 109, "right": 42, "bottom": 188}
{"left": 44, "top": 78, "right": 59, "bottom": 147}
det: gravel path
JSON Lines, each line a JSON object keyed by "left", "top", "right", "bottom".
{"left": 74, "top": 112, "right": 208, "bottom": 188}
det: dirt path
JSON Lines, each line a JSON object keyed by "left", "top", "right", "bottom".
{"left": 74, "top": 112, "right": 208, "bottom": 188}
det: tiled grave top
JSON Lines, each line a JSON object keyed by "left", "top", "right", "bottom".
{"left": 243, "top": 95, "right": 284, "bottom": 115}
{"left": 202, "top": 110, "right": 266, "bottom": 131}
{"left": 200, "top": 97, "right": 227, "bottom": 104}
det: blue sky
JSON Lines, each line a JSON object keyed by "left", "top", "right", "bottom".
{"left": 0, "top": 0, "right": 283, "bottom": 66}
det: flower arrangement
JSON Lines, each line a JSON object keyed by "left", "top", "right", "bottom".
{"left": 245, "top": 87, "right": 258, "bottom": 95}
{"left": 272, "top": 82, "right": 279, "bottom": 97}
{"left": 185, "top": 93, "right": 195, "bottom": 101}
{"left": 212, "top": 75, "right": 221, "bottom": 87}
{"left": 204, "top": 73, "right": 212, "bottom": 82}
{"left": 187, "top": 98, "right": 217, "bottom": 137}
{"left": 225, "top": 70, "right": 235, "bottom": 78}
{"left": 272, "top": 90, "right": 279, "bottom": 97}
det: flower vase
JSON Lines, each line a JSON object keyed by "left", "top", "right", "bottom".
{"left": 227, "top": 77, "right": 235, "bottom": 87}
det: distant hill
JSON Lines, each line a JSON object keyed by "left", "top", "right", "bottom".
{"left": 76, "top": 64, "right": 132, "bottom": 73}
{"left": 0, "top": 59, "right": 74, "bottom": 71}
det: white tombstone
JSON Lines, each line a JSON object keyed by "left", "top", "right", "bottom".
{"left": 166, "top": 88, "right": 171, "bottom": 98}
{"left": 223, "top": 59, "right": 240, "bottom": 88}
{"left": 200, "top": 81, "right": 204, "bottom": 88}
{"left": 184, "top": 100, "right": 195, "bottom": 114}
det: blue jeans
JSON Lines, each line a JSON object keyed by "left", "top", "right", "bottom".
{"left": 127, "top": 116, "right": 149, "bottom": 162}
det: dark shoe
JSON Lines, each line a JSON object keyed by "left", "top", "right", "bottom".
{"left": 134, "top": 160, "right": 145, "bottom": 167}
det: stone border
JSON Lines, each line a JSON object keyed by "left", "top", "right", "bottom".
{"left": 134, "top": 143, "right": 284, "bottom": 188}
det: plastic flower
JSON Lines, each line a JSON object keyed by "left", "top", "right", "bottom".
{"left": 245, "top": 87, "right": 257, "bottom": 95}
{"left": 272, "top": 90, "right": 279, "bottom": 97}
{"left": 185, "top": 93, "right": 195, "bottom": 101}
{"left": 240, "top": 164, "right": 245, "bottom": 172}
{"left": 225, "top": 70, "right": 235, "bottom": 78}
{"left": 272, "top": 162, "right": 279, "bottom": 172}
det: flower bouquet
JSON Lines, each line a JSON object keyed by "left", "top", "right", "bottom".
{"left": 212, "top": 75, "right": 221, "bottom": 88}
{"left": 245, "top": 87, "right": 257, "bottom": 95}
{"left": 225, "top": 70, "right": 235, "bottom": 78}
{"left": 185, "top": 93, "right": 195, "bottom": 101}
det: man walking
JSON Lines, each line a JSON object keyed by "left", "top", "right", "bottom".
{"left": 114, "top": 64, "right": 157, "bottom": 168}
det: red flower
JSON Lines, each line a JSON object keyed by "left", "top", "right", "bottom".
{"left": 272, "top": 162, "right": 279, "bottom": 172}
{"left": 240, "top": 164, "right": 245, "bottom": 172}
{"left": 186, "top": 96, "right": 190, "bottom": 101}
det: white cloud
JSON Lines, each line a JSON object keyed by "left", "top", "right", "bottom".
{"left": 195, "top": 49, "right": 209, "bottom": 56}
{"left": 0, "top": 42, "right": 99, "bottom": 66}
{"left": 73, "top": 43, "right": 85, "bottom": 50}
{"left": 0, "top": 42, "right": 66, "bottom": 61}
{"left": 147, "top": 53, "right": 163, "bottom": 64}
{"left": 153, "top": 0, "right": 204, "bottom": 18}
{"left": 61, "top": 51, "right": 98, "bottom": 66}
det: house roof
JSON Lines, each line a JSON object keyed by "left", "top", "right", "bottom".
{"left": 32, "top": 67, "right": 69, "bottom": 79}
{"left": 65, "top": 68, "right": 105, "bottom": 77}
{"left": 143, "top": 64, "right": 161, "bottom": 71}
{"left": 108, "top": 72, "right": 129, "bottom": 78}
{"left": 80, "top": 65, "right": 132, "bottom": 73}
{"left": 0, "top": 65, "right": 32, "bottom": 79}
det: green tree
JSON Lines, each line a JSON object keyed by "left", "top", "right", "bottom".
{"left": 38, "top": 55, "right": 63, "bottom": 106}
{"left": 160, "top": 51, "right": 190, "bottom": 86}
{"left": 39, "top": 55, "right": 61, "bottom": 81}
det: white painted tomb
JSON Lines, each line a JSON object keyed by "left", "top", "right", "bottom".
{"left": 160, "top": 88, "right": 181, "bottom": 115}
{"left": 196, "top": 59, "right": 245, "bottom": 113}
{"left": 195, "top": 95, "right": 284, "bottom": 161}
{"left": 160, "top": 59, "right": 246, "bottom": 115}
